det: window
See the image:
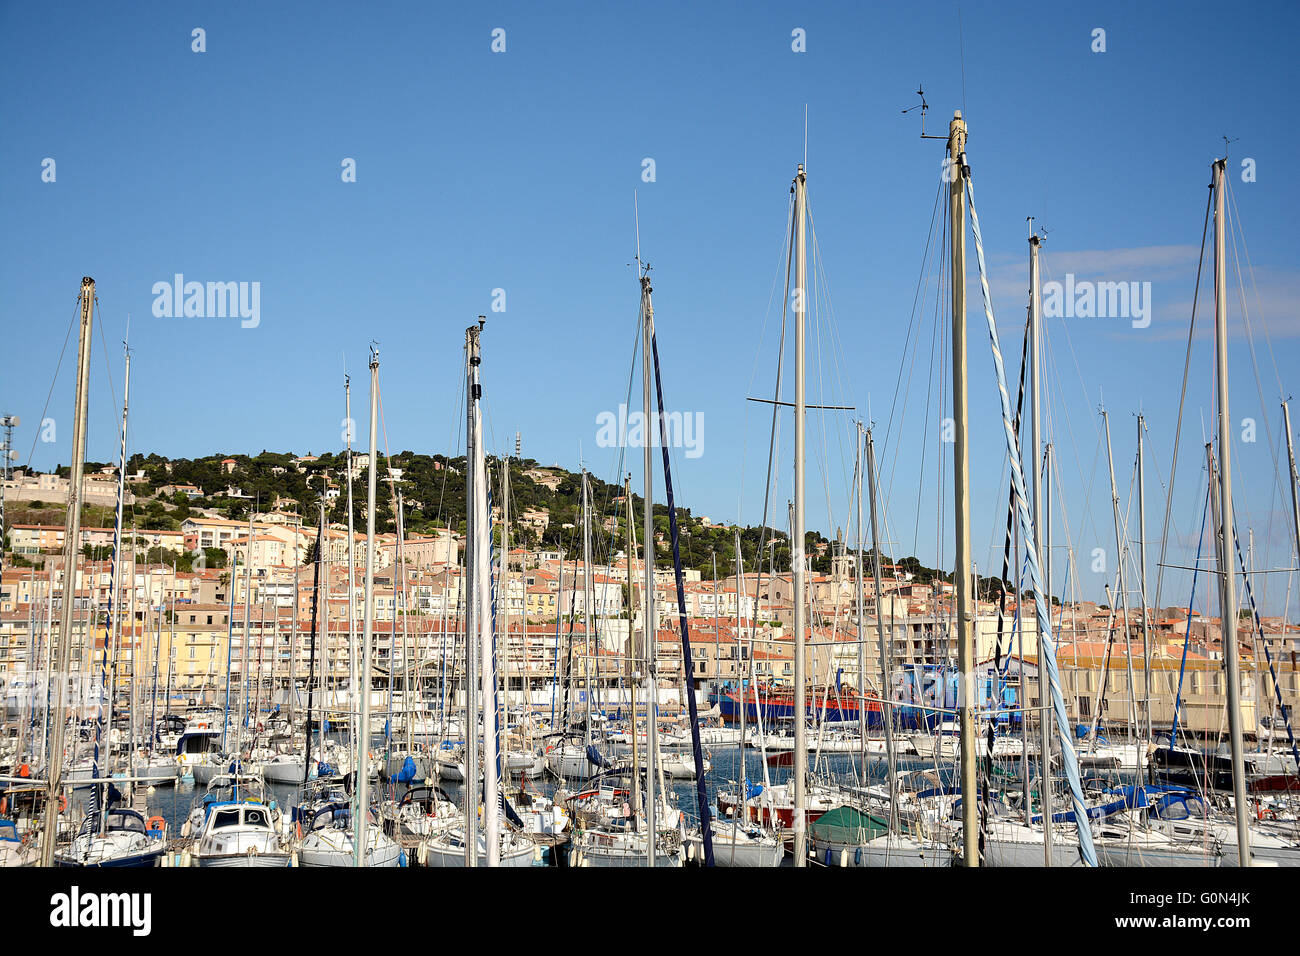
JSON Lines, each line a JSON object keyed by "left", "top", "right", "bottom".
{"left": 212, "top": 809, "right": 241, "bottom": 830}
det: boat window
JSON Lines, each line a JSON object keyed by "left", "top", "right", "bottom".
{"left": 1160, "top": 799, "right": 1188, "bottom": 821}
{"left": 107, "top": 811, "right": 147, "bottom": 834}
{"left": 245, "top": 808, "right": 268, "bottom": 828}
{"left": 1184, "top": 796, "right": 1208, "bottom": 818}
{"left": 212, "top": 808, "right": 241, "bottom": 830}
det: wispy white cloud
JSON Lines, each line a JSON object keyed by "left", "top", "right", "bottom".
{"left": 973, "top": 244, "right": 1300, "bottom": 344}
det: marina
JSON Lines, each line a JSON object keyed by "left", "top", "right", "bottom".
{"left": 1, "top": 9, "right": 1299, "bottom": 942}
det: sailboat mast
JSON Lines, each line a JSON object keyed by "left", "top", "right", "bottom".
{"left": 221, "top": 550, "right": 237, "bottom": 752}
{"left": 40, "top": 276, "right": 95, "bottom": 866}
{"left": 582, "top": 471, "right": 593, "bottom": 758}
{"left": 866, "top": 428, "right": 898, "bottom": 826}
{"left": 947, "top": 114, "right": 978, "bottom": 867}
{"left": 1284, "top": 402, "right": 1300, "bottom": 571}
{"left": 1137, "top": 415, "right": 1153, "bottom": 743}
{"left": 499, "top": 460, "right": 509, "bottom": 747}
{"left": 166, "top": 568, "right": 175, "bottom": 720}
{"left": 93, "top": 334, "right": 130, "bottom": 836}
{"left": 241, "top": 513, "right": 253, "bottom": 739}
{"left": 626, "top": 474, "right": 641, "bottom": 821}
{"left": 288, "top": 562, "right": 298, "bottom": 724}
{"left": 304, "top": 501, "right": 324, "bottom": 785}
{"left": 791, "top": 162, "right": 809, "bottom": 867}
{"left": 473, "top": 333, "right": 499, "bottom": 867}
{"left": 1210, "top": 158, "right": 1251, "bottom": 863}
{"left": 640, "top": 271, "right": 658, "bottom": 866}
{"left": 1103, "top": 411, "right": 1140, "bottom": 745}
{"left": 463, "top": 322, "right": 482, "bottom": 866}
{"left": 104, "top": 345, "right": 131, "bottom": 755}
{"left": 345, "top": 376, "right": 358, "bottom": 758}
{"left": 854, "top": 423, "right": 866, "bottom": 778}
{"left": 354, "top": 345, "right": 379, "bottom": 867}
{"left": 1029, "top": 232, "right": 1053, "bottom": 859}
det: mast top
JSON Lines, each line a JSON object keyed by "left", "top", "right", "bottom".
{"left": 949, "top": 111, "right": 967, "bottom": 148}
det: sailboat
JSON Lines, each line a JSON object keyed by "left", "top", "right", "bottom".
{"left": 56, "top": 341, "right": 163, "bottom": 868}
{"left": 296, "top": 800, "right": 403, "bottom": 867}
{"left": 55, "top": 804, "right": 166, "bottom": 868}
{"left": 425, "top": 322, "right": 538, "bottom": 867}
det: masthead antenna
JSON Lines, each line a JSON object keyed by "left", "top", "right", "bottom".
{"left": 634, "top": 189, "right": 642, "bottom": 271}
{"left": 803, "top": 104, "right": 808, "bottom": 171}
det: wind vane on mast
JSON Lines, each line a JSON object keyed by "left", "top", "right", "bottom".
{"left": 903, "top": 85, "right": 946, "bottom": 140}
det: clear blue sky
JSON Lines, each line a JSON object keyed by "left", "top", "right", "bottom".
{"left": 4, "top": 1, "right": 1299, "bottom": 614}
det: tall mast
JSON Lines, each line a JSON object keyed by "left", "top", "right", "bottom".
{"left": 625, "top": 474, "right": 641, "bottom": 821}
{"left": 240, "top": 512, "right": 253, "bottom": 739}
{"left": 499, "top": 459, "right": 509, "bottom": 747}
{"left": 581, "top": 471, "right": 593, "bottom": 758}
{"left": 947, "top": 114, "right": 978, "bottom": 867}
{"left": 344, "top": 376, "right": 358, "bottom": 776}
{"left": 103, "top": 345, "right": 131, "bottom": 775}
{"left": 305, "top": 499, "right": 325, "bottom": 784}
{"left": 92, "top": 332, "right": 129, "bottom": 835}
{"left": 127, "top": 549, "right": 137, "bottom": 775}
{"left": 166, "top": 566, "right": 175, "bottom": 720}
{"left": 712, "top": 550, "right": 719, "bottom": 712}
{"left": 791, "top": 162, "right": 809, "bottom": 867}
{"left": 1211, "top": 158, "right": 1251, "bottom": 863}
{"left": 354, "top": 345, "right": 379, "bottom": 866}
{"left": 1283, "top": 402, "right": 1300, "bottom": 577}
{"left": 733, "top": 528, "right": 747, "bottom": 828}
{"left": 41, "top": 277, "right": 94, "bottom": 866}
{"left": 463, "top": 322, "right": 482, "bottom": 865}
{"left": 865, "top": 428, "right": 898, "bottom": 825}
{"left": 220, "top": 549, "right": 236, "bottom": 750}
{"left": 289, "top": 560, "right": 299, "bottom": 724}
{"left": 640, "top": 269, "right": 658, "bottom": 865}
{"left": 854, "top": 423, "right": 866, "bottom": 779}
{"left": 471, "top": 327, "right": 499, "bottom": 866}
{"left": 1042, "top": 440, "right": 1055, "bottom": 808}
{"left": 1029, "top": 232, "right": 1053, "bottom": 859}
{"left": 1103, "top": 411, "right": 1139, "bottom": 744}
{"left": 1136, "top": 415, "right": 1153, "bottom": 743}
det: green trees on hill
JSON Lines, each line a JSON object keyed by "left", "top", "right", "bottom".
{"left": 90, "top": 450, "right": 954, "bottom": 583}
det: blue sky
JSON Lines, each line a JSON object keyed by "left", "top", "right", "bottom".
{"left": 3, "top": 1, "right": 1299, "bottom": 614}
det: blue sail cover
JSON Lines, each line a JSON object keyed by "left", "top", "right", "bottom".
{"left": 586, "top": 744, "right": 611, "bottom": 769}
{"left": 395, "top": 755, "right": 417, "bottom": 784}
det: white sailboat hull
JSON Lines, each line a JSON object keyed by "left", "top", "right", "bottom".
{"left": 813, "top": 833, "right": 953, "bottom": 868}
{"left": 298, "top": 826, "right": 402, "bottom": 868}
{"left": 423, "top": 831, "right": 537, "bottom": 867}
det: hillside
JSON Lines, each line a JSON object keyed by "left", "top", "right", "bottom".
{"left": 19, "top": 450, "right": 968, "bottom": 586}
